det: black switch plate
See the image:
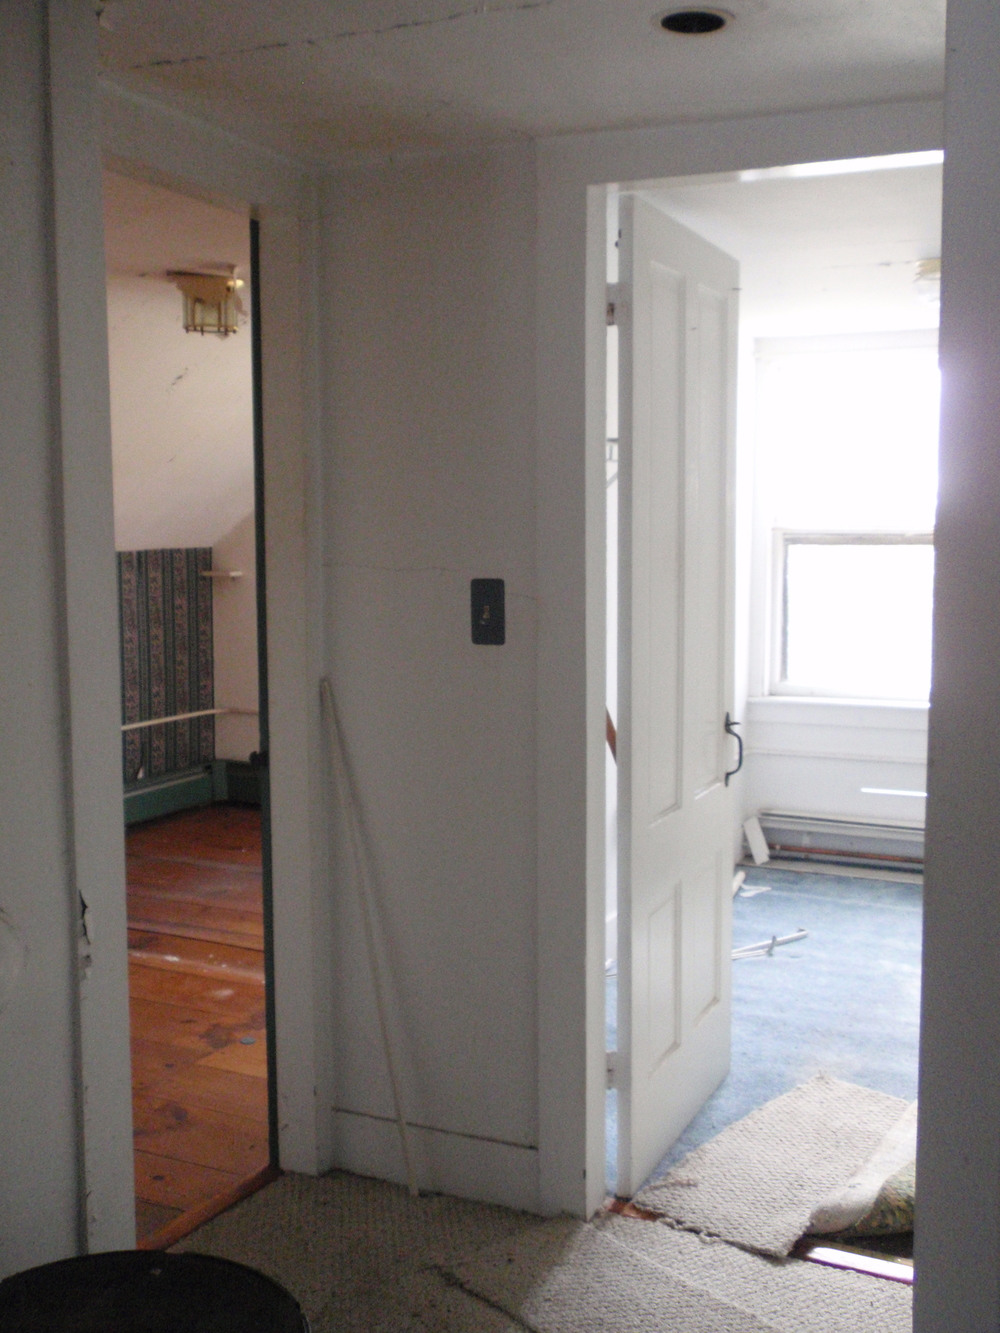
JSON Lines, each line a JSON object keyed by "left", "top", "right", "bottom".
{"left": 471, "top": 578, "right": 505, "bottom": 645}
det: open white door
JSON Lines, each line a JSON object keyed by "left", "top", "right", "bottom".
{"left": 616, "top": 194, "right": 739, "bottom": 1194}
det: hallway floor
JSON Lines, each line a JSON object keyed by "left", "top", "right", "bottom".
{"left": 126, "top": 804, "right": 271, "bottom": 1244}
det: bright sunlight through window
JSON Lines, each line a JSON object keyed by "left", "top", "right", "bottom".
{"left": 758, "top": 338, "right": 940, "bottom": 701}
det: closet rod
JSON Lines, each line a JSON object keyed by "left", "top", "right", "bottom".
{"left": 121, "top": 707, "right": 258, "bottom": 733}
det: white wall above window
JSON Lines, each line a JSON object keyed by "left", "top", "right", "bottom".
{"left": 757, "top": 331, "right": 940, "bottom": 533}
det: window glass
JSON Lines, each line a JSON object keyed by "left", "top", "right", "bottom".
{"left": 784, "top": 540, "right": 934, "bottom": 700}
{"left": 757, "top": 339, "right": 940, "bottom": 700}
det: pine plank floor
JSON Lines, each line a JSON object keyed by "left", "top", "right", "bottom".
{"left": 127, "top": 805, "right": 271, "bottom": 1246}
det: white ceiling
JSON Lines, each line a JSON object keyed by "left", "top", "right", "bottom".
{"left": 98, "top": 0, "right": 946, "bottom": 167}
{"left": 639, "top": 153, "right": 943, "bottom": 336}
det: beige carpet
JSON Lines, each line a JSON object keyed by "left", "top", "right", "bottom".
{"left": 173, "top": 1162, "right": 911, "bottom": 1332}
{"left": 449, "top": 1214, "right": 912, "bottom": 1333}
{"left": 632, "top": 1073, "right": 908, "bottom": 1256}
{"left": 172, "top": 1170, "right": 536, "bottom": 1331}
{"left": 449, "top": 1219, "right": 778, "bottom": 1332}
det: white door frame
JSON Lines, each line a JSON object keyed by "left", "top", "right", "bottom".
{"left": 535, "top": 97, "right": 945, "bottom": 1220}
{"left": 67, "top": 61, "right": 332, "bottom": 1246}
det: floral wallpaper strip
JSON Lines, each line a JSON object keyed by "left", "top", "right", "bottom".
{"left": 118, "top": 548, "right": 215, "bottom": 784}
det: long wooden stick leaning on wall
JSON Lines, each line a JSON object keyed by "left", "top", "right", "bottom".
{"left": 319, "top": 677, "right": 419, "bottom": 1198}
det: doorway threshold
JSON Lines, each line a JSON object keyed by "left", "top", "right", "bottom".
{"left": 138, "top": 1164, "right": 279, "bottom": 1250}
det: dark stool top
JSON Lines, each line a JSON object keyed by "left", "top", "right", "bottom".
{"left": 0, "top": 1250, "right": 308, "bottom": 1333}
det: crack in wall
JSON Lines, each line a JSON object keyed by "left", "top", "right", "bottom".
{"left": 131, "top": 0, "right": 555, "bottom": 71}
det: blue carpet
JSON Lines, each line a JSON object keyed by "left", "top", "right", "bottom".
{"left": 606, "top": 865, "right": 922, "bottom": 1194}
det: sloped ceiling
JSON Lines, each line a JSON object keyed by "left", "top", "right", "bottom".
{"left": 104, "top": 172, "right": 254, "bottom": 551}
{"left": 98, "top": 0, "right": 946, "bottom": 167}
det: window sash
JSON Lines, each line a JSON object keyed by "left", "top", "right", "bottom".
{"left": 770, "top": 531, "right": 935, "bottom": 700}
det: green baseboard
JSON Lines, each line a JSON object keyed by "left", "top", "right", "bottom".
{"left": 124, "top": 766, "right": 214, "bottom": 825}
{"left": 123, "top": 759, "right": 263, "bottom": 826}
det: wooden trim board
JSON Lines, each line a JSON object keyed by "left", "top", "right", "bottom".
{"left": 138, "top": 1164, "right": 280, "bottom": 1251}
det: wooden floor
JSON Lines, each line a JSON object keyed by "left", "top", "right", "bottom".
{"left": 127, "top": 804, "right": 271, "bottom": 1245}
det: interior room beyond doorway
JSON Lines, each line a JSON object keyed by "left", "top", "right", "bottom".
{"left": 604, "top": 148, "right": 941, "bottom": 1202}
{"left": 103, "top": 171, "right": 274, "bottom": 1244}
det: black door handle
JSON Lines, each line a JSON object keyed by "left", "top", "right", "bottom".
{"left": 724, "top": 713, "right": 743, "bottom": 787}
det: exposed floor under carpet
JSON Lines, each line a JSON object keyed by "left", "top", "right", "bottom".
{"left": 173, "top": 1168, "right": 911, "bottom": 1332}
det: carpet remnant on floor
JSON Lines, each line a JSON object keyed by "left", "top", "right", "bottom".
{"left": 632, "top": 1073, "right": 908, "bottom": 1257}
{"left": 448, "top": 1218, "right": 779, "bottom": 1332}
{"left": 449, "top": 1215, "right": 912, "bottom": 1333}
{"left": 173, "top": 1164, "right": 912, "bottom": 1332}
{"left": 593, "top": 1218, "right": 911, "bottom": 1332}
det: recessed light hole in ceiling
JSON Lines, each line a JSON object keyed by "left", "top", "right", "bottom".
{"left": 659, "top": 10, "right": 728, "bottom": 34}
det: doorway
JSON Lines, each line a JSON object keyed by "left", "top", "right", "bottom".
{"left": 603, "top": 149, "right": 940, "bottom": 1200}
{"left": 103, "top": 172, "right": 276, "bottom": 1244}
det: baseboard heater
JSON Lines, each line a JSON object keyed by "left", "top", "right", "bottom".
{"left": 755, "top": 810, "right": 924, "bottom": 872}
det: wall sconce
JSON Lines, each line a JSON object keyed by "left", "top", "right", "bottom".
{"left": 167, "top": 268, "right": 244, "bottom": 336}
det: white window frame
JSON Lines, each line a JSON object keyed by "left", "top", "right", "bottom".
{"left": 769, "top": 529, "right": 935, "bottom": 699}
{"left": 750, "top": 328, "right": 940, "bottom": 705}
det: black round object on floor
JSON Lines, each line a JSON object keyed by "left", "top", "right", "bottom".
{"left": 661, "top": 10, "right": 727, "bottom": 33}
{"left": 0, "top": 1251, "right": 308, "bottom": 1333}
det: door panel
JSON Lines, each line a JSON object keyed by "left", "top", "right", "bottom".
{"left": 647, "top": 889, "right": 681, "bottom": 1069}
{"left": 683, "top": 855, "right": 721, "bottom": 1026}
{"left": 616, "top": 194, "right": 739, "bottom": 1194}
{"left": 645, "top": 262, "right": 685, "bottom": 822}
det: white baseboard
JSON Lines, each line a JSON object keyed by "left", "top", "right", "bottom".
{"left": 330, "top": 1109, "right": 541, "bottom": 1214}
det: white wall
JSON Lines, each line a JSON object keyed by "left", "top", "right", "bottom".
{"left": 106, "top": 271, "right": 254, "bottom": 551}
{"left": 744, "top": 697, "right": 927, "bottom": 825}
{"left": 212, "top": 512, "right": 259, "bottom": 761}
{"left": 0, "top": 0, "right": 137, "bottom": 1272}
{"left": 320, "top": 143, "right": 540, "bottom": 1209}
{"left": 915, "top": 3, "right": 1000, "bottom": 1327}
{"left": 0, "top": 2, "right": 86, "bottom": 1272}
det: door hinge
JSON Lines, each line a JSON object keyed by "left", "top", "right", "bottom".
{"left": 606, "top": 283, "right": 621, "bottom": 326}
{"left": 606, "top": 1050, "right": 618, "bottom": 1090}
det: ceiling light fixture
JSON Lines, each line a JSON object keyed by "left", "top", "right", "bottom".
{"left": 915, "top": 258, "right": 942, "bottom": 305}
{"left": 659, "top": 9, "right": 729, "bottom": 34}
{"left": 167, "top": 267, "right": 244, "bottom": 337}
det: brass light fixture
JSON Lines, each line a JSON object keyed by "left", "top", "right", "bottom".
{"left": 914, "top": 257, "right": 941, "bottom": 305}
{"left": 167, "top": 267, "right": 244, "bottom": 336}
